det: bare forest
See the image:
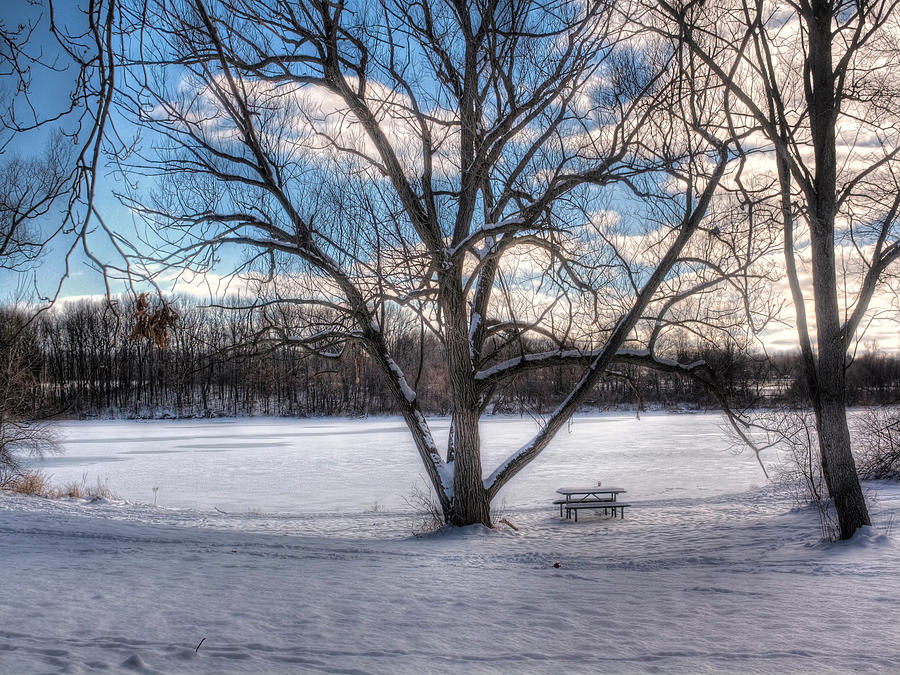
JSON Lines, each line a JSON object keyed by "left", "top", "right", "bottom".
{"left": 5, "top": 300, "right": 900, "bottom": 421}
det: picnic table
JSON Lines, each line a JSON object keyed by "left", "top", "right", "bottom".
{"left": 554, "top": 486, "right": 630, "bottom": 521}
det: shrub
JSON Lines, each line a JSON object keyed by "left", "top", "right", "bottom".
{"left": 853, "top": 408, "right": 900, "bottom": 480}
{"left": 740, "top": 407, "right": 898, "bottom": 540}
{"left": 403, "top": 483, "right": 444, "bottom": 536}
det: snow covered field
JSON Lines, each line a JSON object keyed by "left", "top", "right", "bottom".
{"left": 2, "top": 413, "right": 899, "bottom": 673}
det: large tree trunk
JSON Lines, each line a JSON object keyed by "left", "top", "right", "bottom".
{"left": 805, "top": 0, "right": 870, "bottom": 539}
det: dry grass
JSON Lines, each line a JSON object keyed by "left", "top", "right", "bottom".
{"left": 2, "top": 470, "right": 52, "bottom": 496}
{"left": 2, "top": 470, "right": 116, "bottom": 501}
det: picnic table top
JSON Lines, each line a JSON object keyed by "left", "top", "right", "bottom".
{"left": 564, "top": 500, "right": 632, "bottom": 508}
{"left": 556, "top": 486, "right": 626, "bottom": 495}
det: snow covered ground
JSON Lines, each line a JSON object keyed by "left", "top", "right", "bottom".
{"left": 2, "top": 413, "right": 899, "bottom": 673}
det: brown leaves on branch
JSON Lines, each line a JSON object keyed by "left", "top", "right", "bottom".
{"left": 129, "top": 293, "right": 180, "bottom": 349}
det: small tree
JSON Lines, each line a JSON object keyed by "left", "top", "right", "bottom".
{"left": 0, "top": 313, "right": 54, "bottom": 486}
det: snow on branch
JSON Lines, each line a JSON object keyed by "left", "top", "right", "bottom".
{"left": 474, "top": 333, "right": 714, "bottom": 385}
{"left": 449, "top": 218, "right": 527, "bottom": 258}
{"left": 266, "top": 326, "right": 362, "bottom": 359}
{"left": 611, "top": 349, "right": 706, "bottom": 374}
{"left": 384, "top": 355, "right": 418, "bottom": 404}
{"left": 474, "top": 346, "right": 707, "bottom": 386}
{"left": 376, "top": 348, "right": 452, "bottom": 504}
{"left": 474, "top": 348, "right": 602, "bottom": 382}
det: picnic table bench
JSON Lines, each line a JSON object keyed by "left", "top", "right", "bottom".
{"left": 554, "top": 486, "right": 629, "bottom": 521}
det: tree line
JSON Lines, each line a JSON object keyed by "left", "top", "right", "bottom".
{"left": 5, "top": 299, "right": 899, "bottom": 421}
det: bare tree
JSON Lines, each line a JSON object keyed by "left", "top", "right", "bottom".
{"left": 0, "top": 137, "right": 73, "bottom": 275}
{"left": 0, "top": 311, "right": 55, "bottom": 486}
{"left": 93, "top": 0, "right": 774, "bottom": 526}
{"left": 653, "top": 0, "right": 900, "bottom": 538}
{"left": 0, "top": 0, "right": 124, "bottom": 303}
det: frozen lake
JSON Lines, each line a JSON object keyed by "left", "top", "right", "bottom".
{"left": 37, "top": 412, "right": 770, "bottom": 513}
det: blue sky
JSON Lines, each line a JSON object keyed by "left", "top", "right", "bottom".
{"left": 2, "top": 1, "right": 898, "bottom": 354}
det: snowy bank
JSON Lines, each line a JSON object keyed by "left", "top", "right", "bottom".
{"left": 1, "top": 482, "right": 898, "bottom": 674}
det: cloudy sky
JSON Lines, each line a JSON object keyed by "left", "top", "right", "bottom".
{"left": 2, "top": 0, "right": 899, "bottom": 357}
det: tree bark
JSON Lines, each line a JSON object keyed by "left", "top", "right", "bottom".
{"left": 805, "top": 0, "right": 870, "bottom": 538}
{"left": 448, "top": 407, "right": 491, "bottom": 527}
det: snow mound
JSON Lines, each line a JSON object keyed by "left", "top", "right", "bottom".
{"left": 847, "top": 525, "right": 893, "bottom": 548}
{"left": 120, "top": 653, "right": 152, "bottom": 671}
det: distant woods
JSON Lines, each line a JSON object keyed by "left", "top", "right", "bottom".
{"left": 4, "top": 298, "right": 899, "bottom": 420}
